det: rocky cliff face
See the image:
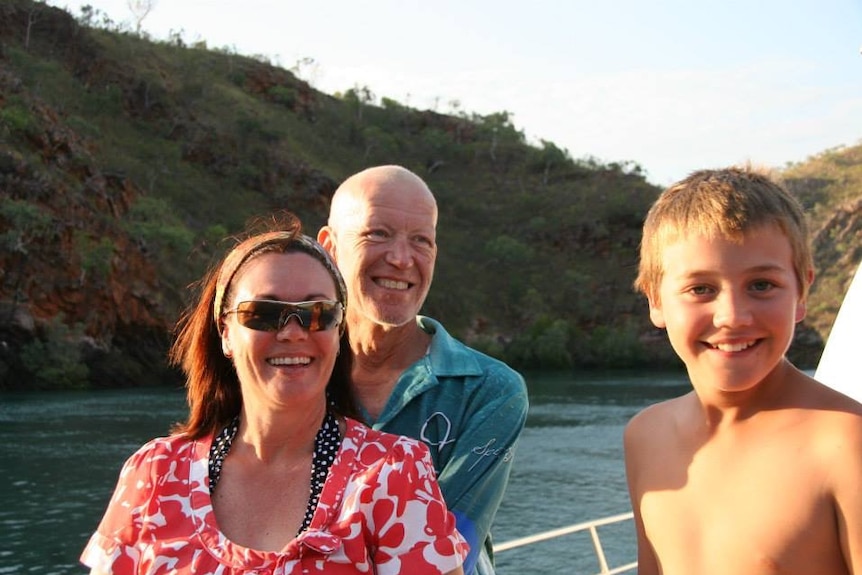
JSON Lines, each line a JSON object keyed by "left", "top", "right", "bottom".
{"left": 0, "top": 1, "right": 856, "bottom": 389}
{"left": 1, "top": 1, "right": 346, "bottom": 389}
{"left": 1, "top": 1, "right": 173, "bottom": 387}
{"left": 779, "top": 143, "right": 862, "bottom": 347}
{"left": 798, "top": 196, "right": 862, "bottom": 340}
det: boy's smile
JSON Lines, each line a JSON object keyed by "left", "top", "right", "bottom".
{"left": 649, "top": 224, "right": 807, "bottom": 395}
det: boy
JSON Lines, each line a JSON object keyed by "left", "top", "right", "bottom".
{"left": 624, "top": 166, "right": 862, "bottom": 575}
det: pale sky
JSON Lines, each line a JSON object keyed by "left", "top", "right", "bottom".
{"left": 48, "top": 0, "right": 862, "bottom": 186}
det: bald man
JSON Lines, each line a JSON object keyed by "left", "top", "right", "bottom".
{"left": 318, "top": 165, "right": 528, "bottom": 575}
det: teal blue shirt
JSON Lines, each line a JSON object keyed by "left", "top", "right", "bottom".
{"left": 362, "top": 316, "right": 529, "bottom": 575}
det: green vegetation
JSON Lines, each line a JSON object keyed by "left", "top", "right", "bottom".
{"left": 75, "top": 233, "right": 115, "bottom": 285}
{"left": 20, "top": 315, "right": 90, "bottom": 389}
{"left": 0, "top": 0, "right": 858, "bottom": 389}
{"left": 0, "top": 199, "right": 53, "bottom": 254}
{"left": 781, "top": 146, "right": 862, "bottom": 338}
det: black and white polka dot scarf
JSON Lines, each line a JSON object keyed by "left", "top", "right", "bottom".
{"left": 208, "top": 411, "right": 341, "bottom": 534}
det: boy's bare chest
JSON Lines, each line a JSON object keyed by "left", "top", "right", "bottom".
{"left": 637, "top": 432, "right": 845, "bottom": 574}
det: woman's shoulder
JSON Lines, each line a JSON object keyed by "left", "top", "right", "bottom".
{"left": 343, "top": 418, "right": 431, "bottom": 463}
{"left": 132, "top": 432, "right": 196, "bottom": 454}
{"left": 120, "top": 433, "right": 201, "bottom": 474}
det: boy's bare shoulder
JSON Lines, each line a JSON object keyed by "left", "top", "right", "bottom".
{"left": 624, "top": 391, "right": 694, "bottom": 442}
{"left": 823, "top": 387, "right": 862, "bottom": 413}
{"left": 813, "top": 381, "right": 862, "bottom": 427}
{"left": 788, "top": 376, "right": 862, "bottom": 462}
{"left": 799, "top": 376, "right": 862, "bottom": 423}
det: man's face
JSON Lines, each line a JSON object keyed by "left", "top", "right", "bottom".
{"left": 329, "top": 179, "right": 437, "bottom": 328}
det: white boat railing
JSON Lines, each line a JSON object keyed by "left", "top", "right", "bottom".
{"left": 493, "top": 511, "right": 637, "bottom": 575}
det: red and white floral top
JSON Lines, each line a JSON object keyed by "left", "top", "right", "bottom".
{"left": 81, "top": 418, "right": 468, "bottom": 574}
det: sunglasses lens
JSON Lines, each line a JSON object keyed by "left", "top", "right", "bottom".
{"left": 233, "top": 300, "right": 283, "bottom": 331}
{"left": 231, "top": 300, "right": 343, "bottom": 332}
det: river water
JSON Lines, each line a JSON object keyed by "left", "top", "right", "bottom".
{"left": 0, "top": 370, "right": 689, "bottom": 574}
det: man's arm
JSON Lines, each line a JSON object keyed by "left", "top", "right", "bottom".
{"left": 435, "top": 367, "right": 528, "bottom": 574}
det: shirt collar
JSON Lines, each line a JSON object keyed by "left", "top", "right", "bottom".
{"left": 417, "top": 316, "right": 484, "bottom": 377}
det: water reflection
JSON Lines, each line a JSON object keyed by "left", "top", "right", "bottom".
{"left": 492, "top": 369, "right": 688, "bottom": 573}
{"left": 0, "top": 371, "right": 688, "bottom": 574}
{"left": 0, "top": 388, "right": 186, "bottom": 574}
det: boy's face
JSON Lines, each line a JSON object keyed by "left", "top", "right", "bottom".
{"left": 648, "top": 224, "right": 807, "bottom": 393}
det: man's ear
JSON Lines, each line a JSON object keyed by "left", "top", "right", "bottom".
{"left": 317, "top": 226, "right": 335, "bottom": 256}
{"left": 648, "top": 295, "right": 666, "bottom": 328}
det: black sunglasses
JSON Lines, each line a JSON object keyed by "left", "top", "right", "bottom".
{"left": 222, "top": 300, "right": 344, "bottom": 332}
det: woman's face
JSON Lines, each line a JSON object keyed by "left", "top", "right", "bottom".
{"left": 220, "top": 252, "right": 342, "bottom": 414}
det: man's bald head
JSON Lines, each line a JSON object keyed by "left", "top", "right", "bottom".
{"left": 328, "top": 165, "right": 437, "bottom": 230}
{"left": 319, "top": 165, "right": 439, "bottom": 328}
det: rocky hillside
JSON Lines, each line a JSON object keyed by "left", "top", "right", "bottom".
{"left": 0, "top": 0, "right": 858, "bottom": 389}
{"left": 782, "top": 145, "right": 862, "bottom": 341}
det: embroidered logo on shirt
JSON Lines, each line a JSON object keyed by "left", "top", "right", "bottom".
{"left": 420, "top": 412, "right": 457, "bottom": 453}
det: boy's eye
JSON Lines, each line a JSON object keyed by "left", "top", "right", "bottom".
{"left": 750, "top": 280, "right": 774, "bottom": 292}
{"left": 689, "top": 285, "right": 713, "bottom": 296}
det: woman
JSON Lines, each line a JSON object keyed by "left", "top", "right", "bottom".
{"left": 81, "top": 215, "right": 468, "bottom": 574}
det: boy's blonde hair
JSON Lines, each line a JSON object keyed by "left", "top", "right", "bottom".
{"left": 634, "top": 165, "right": 813, "bottom": 303}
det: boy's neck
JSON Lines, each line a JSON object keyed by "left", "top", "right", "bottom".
{"left": 689, "top": 358, "right": 804, "bottom": 426}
